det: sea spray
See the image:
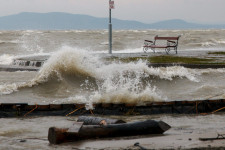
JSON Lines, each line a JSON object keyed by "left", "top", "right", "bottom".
{"left": 32, "top": 47, "right": 200, "bottom": 107}
{"left": 33, "top": 47, "right": 98, "bottom": 83}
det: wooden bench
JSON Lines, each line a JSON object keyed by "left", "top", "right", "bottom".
{"left": 143, "top": 35, "right": 181, "bottom": 54}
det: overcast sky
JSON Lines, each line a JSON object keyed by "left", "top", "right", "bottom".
{"left": 1, "top": 0, "right": 225, "bottom": 24}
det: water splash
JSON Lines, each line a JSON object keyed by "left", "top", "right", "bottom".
{"left": 0, "top": 46, "right": 203, "bottom": 107}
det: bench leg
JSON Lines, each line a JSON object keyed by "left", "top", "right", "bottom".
{"left": 143, "top": 47, "right": 148, "bottom": 53}
{"left": 151, "top": 48, "right": 155, "bottom": 53}
{"left": 165, "top": 48, "right": 170, "bottom": 54}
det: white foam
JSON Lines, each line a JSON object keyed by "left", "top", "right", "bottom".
{"left": 201, "top": 42, "right": 216, "bottom": 47}
{"left": 0, "top": 83, "right": 19, "bottom": 95}
{"left": 216, "top": 40, "right": 225, "bottom": 44}
{"left": 0, "top": 54, "right": 14, "bottom": 65}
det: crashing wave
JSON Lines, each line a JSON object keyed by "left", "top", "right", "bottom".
{"left": 0, "top": 46, "right": 206, "bottom": 106}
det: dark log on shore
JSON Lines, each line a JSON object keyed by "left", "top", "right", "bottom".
{"left": 77, "top": 116, "right": 126, "bottom": 125}
{"left": 48, "top": 120, "right": 171, "bottom": 144}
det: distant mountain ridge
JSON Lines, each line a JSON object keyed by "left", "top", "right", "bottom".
{"left": 0, "top": 12, "right": 224, "bottom": 30}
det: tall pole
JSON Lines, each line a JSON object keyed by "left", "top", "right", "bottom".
{"left": 109, "top": 0, "right": 112, "bottom": 54}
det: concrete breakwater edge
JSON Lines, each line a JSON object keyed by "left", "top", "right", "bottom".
{"left": 2, "top": 51, "right": 225, "bottom": 71}
{"left": 1, "top": 99, "right": 225, "bottom": 117}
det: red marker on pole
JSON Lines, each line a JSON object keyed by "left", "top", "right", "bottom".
{"left": 109, "top": 1, "right": 115, "bottom": 9}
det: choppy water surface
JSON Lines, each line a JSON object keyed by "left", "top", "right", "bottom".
{"left": 0, "top": 29, "right": 225, "bottom": 106}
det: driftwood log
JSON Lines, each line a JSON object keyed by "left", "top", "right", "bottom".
{"left": 77, "top": 116, "right": 126, "bottom": 125}
{"left": 48, "top": 119, "right": 171, "bottom": 144}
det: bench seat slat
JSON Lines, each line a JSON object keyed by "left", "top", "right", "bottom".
{"left": 144, "top": 45, "right": 177, "bottom": 48}
{"left": 150, "top": 45, "right": 168, "bottom": 48}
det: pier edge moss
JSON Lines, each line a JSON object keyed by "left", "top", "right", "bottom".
{"left": 106, "top": 55, "right": 225, "bottom": 64}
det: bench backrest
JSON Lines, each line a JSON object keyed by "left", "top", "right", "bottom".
{"left": 154, "top": 35, "right": 180, "bottom": 41}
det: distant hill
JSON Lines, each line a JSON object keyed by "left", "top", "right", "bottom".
{"left": 0, "top": 12, "right": 225, "bottom": 30}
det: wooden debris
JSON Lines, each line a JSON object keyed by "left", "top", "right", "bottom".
{"left": 48, "top": 119, "right": 171, "bottom": 144}
{"left": 134, "top": 142, "right": 147, "bottom": 150}
{"left": 199, "top": 134, "right": 225, "bottom": 141}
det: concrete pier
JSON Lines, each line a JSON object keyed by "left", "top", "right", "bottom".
{"left": 0, "top": 65, "right": 39, "bottom": 72}
{"left": 12, "top": 54, "right": 49, "bottom": 67}
{"left": 1, "top": 99, "right": 225, "bottom": 117}
{"left": 1, "top": 51, "right": 225, "bottom": 72}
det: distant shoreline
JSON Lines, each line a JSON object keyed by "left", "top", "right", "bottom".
{"left": 1, "top": 12, "right": 225, "bottom": 30}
